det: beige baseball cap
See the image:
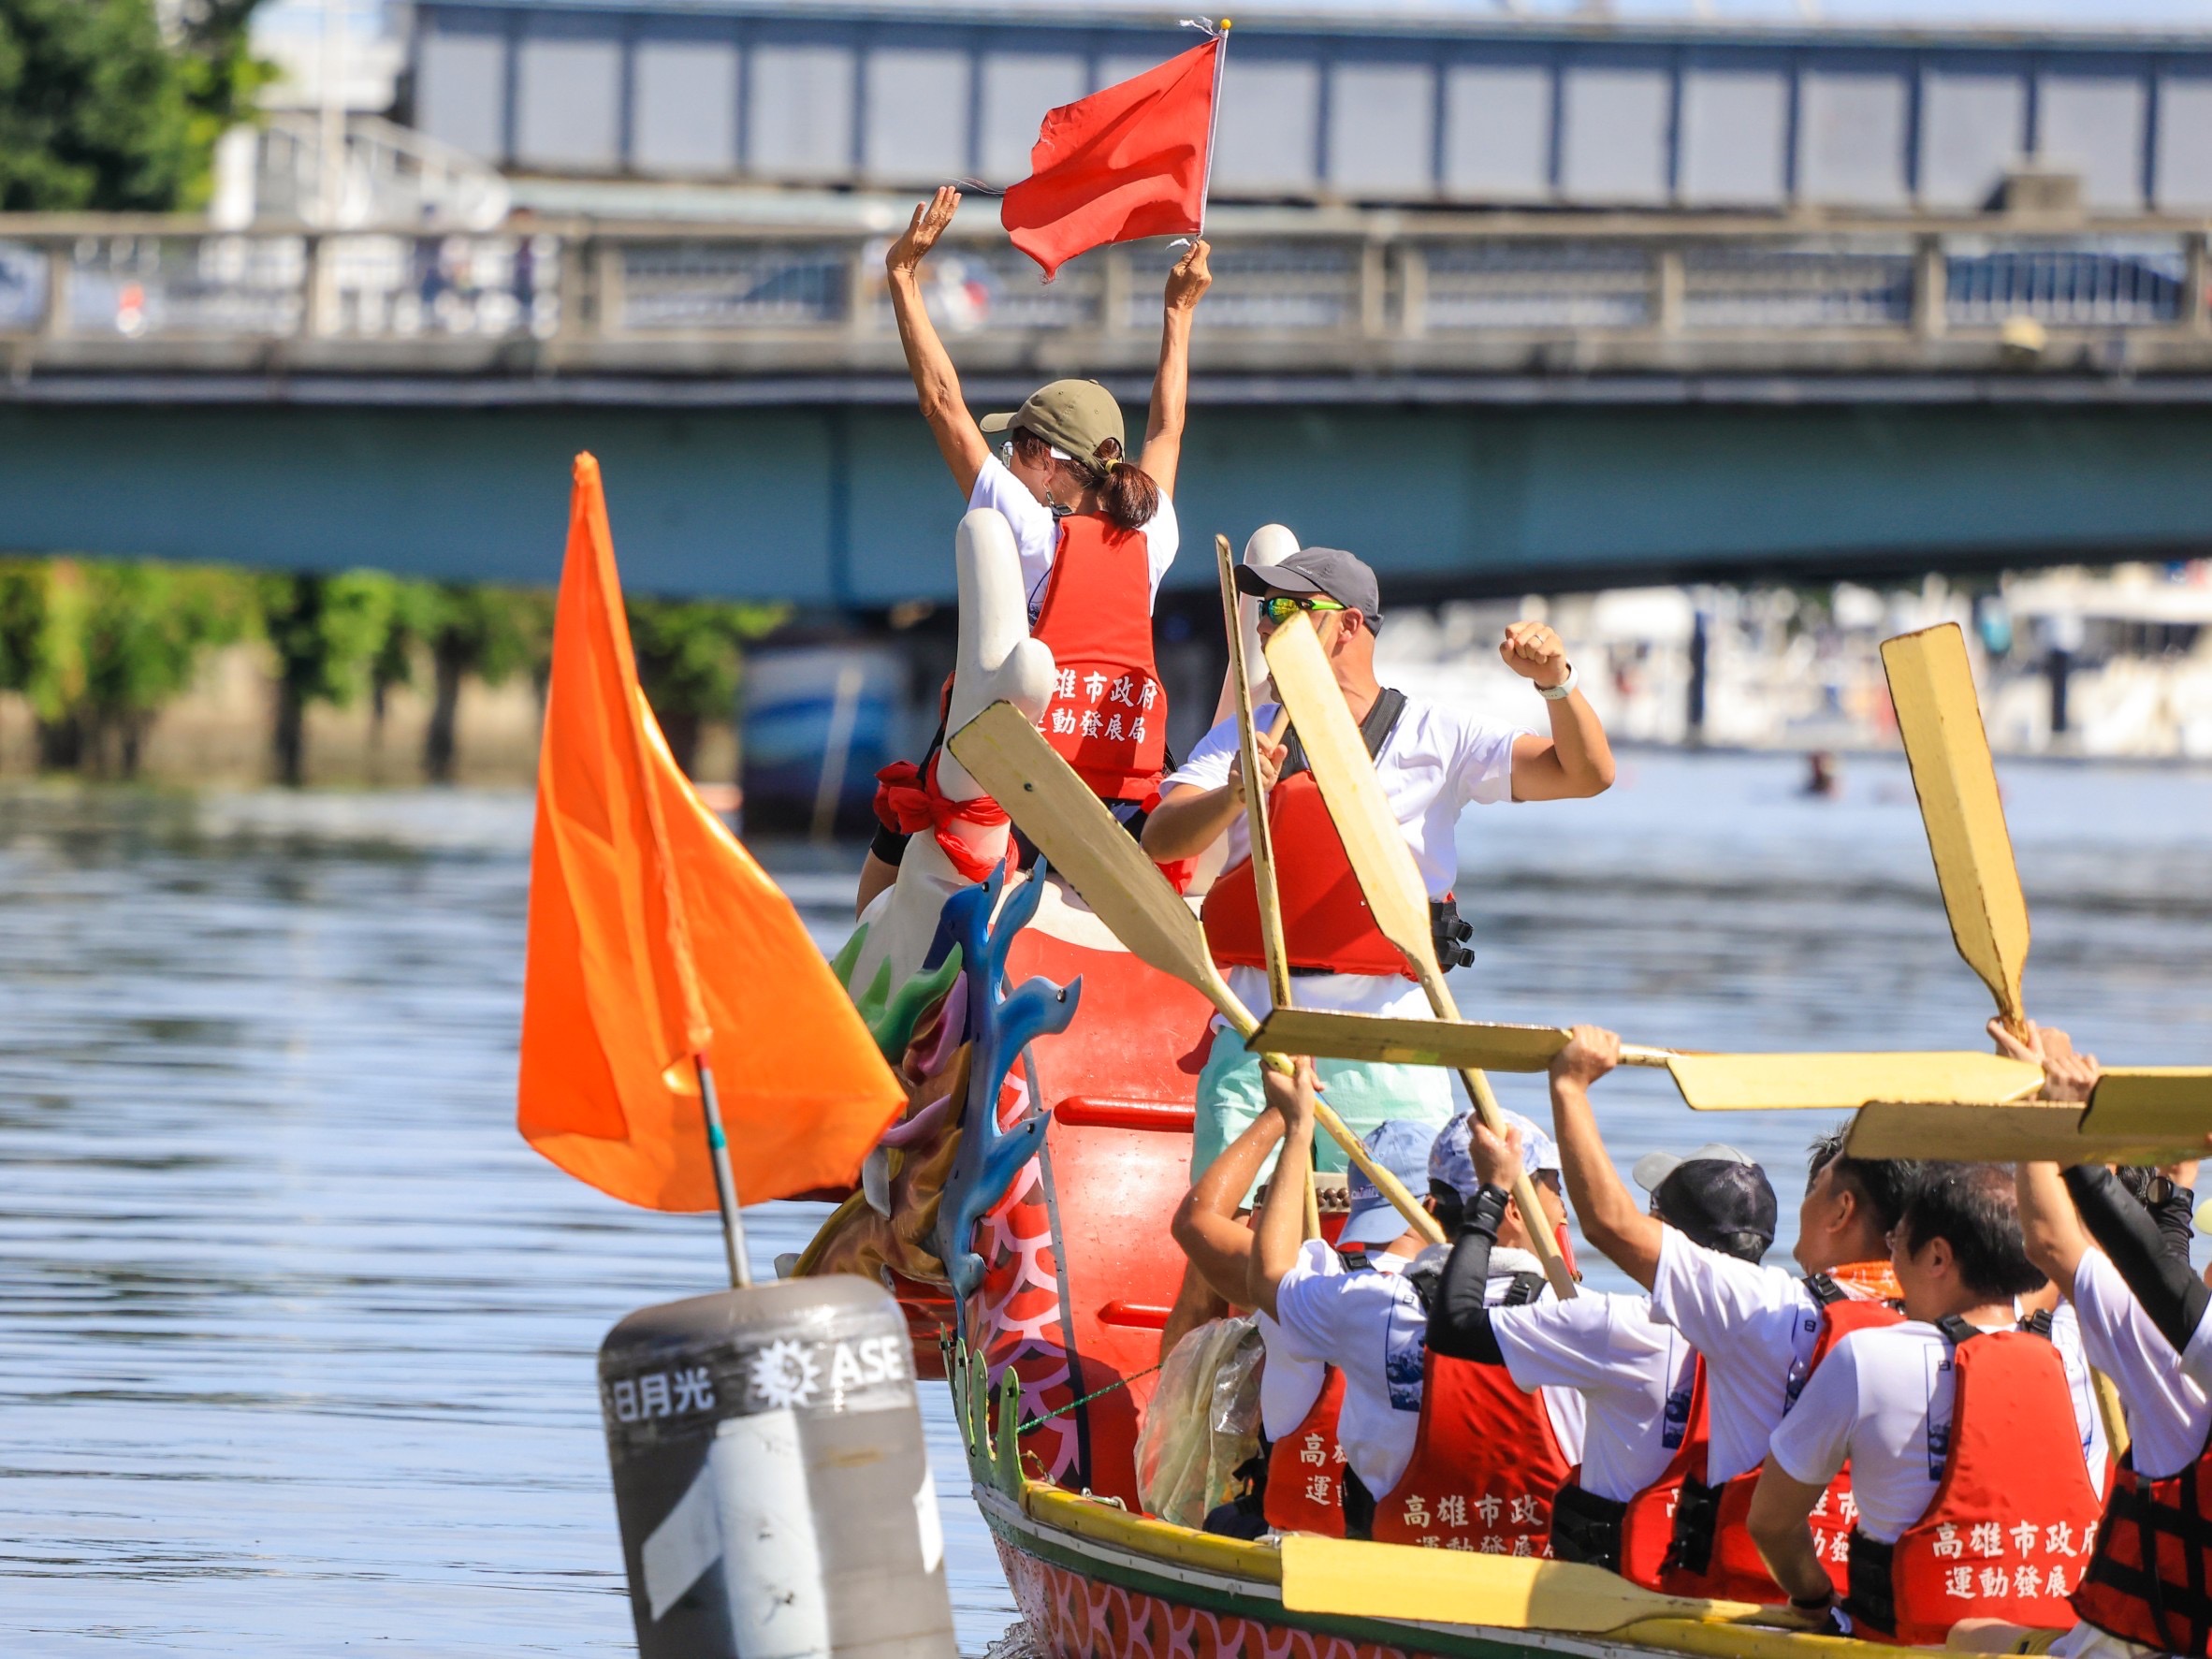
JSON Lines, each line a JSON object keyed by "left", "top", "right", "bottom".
{"left": 979, "top": 379, "right": 1125, "bottom": 466}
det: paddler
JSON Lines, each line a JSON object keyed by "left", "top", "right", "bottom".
{"left": 2005, "top": 1022, "right": 2210, "bottom": 1659}
{"left": 1749, "top": 1165, "right": 2104, "bottom": 1644}
{"left": 1244, "top": 1057, "right": 1583, "bottom": 1541}
{"left": 857, "top": 185, "right": 1212, "bottom": 915}
{"left": 1141, "top": 545, "right": 1616, "bottom": 1186}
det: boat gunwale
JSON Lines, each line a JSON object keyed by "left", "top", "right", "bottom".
{"left": 979, "top": 1480, "right": 1918, "bottom": 1659}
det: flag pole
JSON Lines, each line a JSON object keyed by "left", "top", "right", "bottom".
{"left": 1196, "top": 18, "right": 1230, "bottom": 240}
{"left": 694, "top": 1055, "right": 752, "bottom": 1288}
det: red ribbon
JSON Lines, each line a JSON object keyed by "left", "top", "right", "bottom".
{"left": 873, "top": 755, "right": 1010, "bottom": 885}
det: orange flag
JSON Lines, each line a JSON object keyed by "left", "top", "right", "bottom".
{"left": 518, "top": 454, "right": 904, "bottom": 1211}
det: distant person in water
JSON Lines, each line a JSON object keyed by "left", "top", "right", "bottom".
{"left": 855, "top": 186, "right": 1212, "bottom": 917}
{"left": 1803, "top": 751, "right": 1841, "bottom": 798}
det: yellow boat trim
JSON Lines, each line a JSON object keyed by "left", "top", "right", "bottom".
{"left": 1022, "top": 1482, "right": 1283, "bottom": 1584}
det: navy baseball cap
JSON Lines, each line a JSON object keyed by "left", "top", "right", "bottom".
{"left": 1339, "top": 1119, "right": 1436, "bottom": 1248}
{"left": 1633, "top": 1143, "right": 1777, "bottom": 1263}
{"left": 1234, "top": 546, "right": 1383, "bottom": 629}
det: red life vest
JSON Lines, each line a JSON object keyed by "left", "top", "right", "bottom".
{"left": 1028, "top": 516, "right": 1166, "bottom": 804}
{"left": 1373, "top": 1273, "right": 1572, "bottom": 1554}
{"left": 1844, "top": 1316, "right": 2103, "bottom": 1648}
{"left": 1660, "top": 1274, "right": 1902, "bottom": 1603}
{"left": 1262, "top": 1368, "right": 1349, "bottom": 1538}
{"left": 2073, "top": 1426, "right": 2212, "bottom": 1655}
{"left": 1201, "top": 689, "right": 1415, "bottom": 980}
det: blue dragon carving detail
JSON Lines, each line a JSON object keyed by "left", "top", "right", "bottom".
{"left": 930, "top": 861, "right": 1081, "bottom": 1315}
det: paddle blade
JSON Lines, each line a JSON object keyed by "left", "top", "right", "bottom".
{"left": 2079, "top": 1069, "right": 2212, "bottom": 1141}
{"left": 1848, "top": 1100, "right": 2206, "bottom": 1165}
{"left": 1278, "top": 1535, "right": 1758, "bottom": 1634}
{"left": 1261, "top": 613, "right": 1438, "bottom": 978}
{"left": 946, "top": 702, "right": 1246, "bottom": 1030}
{"left": 1669, "top": 1051, "right": 2043, "bottom": 1112}
{"left": 1882, "top": 623, "right": 2030, "bottom": 1027}
{"left": 1253, "top": 1007, "right": 1572, "bottom": 1070}
{"left": 1217, "top": 533, "right": 1292, "bottom": 1011}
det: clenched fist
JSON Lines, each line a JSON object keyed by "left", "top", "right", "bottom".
{"left": 1500, "top": 620, "right": 1570, "bottom": 690}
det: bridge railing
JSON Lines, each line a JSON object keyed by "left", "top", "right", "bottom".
{"left": 3, "top": 214, "right": 2207, "bottom": 366}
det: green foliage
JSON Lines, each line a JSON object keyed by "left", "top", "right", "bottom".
{"left": 258, "top": 571, "right": 400, "bottom": 712}
{"left": 627, "top": 596, "right": 789, "bottom": 721}
{"left": 80, "top": 560, "right": 256, "bottom": 734}
{"left": 0, "top": 0, "right": 272, "bottom": 212}
{"left": 431, "top": 583, "right": 556, "bottom": 688}
{"left": 0, "top": 556, "right": 255, "bottom": 774}
{"left": 0, "top": 556, "right": 84, "bottom": 720}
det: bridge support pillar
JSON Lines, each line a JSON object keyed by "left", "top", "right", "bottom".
{"left": 1913, "top": 235, "right": 1947, "bottom": 339}
{"left": 2186, "top": 233, "right": 2210, "bottom": 336}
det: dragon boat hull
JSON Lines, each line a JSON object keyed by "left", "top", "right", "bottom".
{"left": 815, "top": 871, "right": 1913, "bottom": 1659}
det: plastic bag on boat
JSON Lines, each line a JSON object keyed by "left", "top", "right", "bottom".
{"left": 1134, "top": 1316, "right": 1262, "bottom": 1528}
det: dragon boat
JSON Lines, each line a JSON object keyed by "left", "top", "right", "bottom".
{"left": 795, "top": 854, "right": 1918, "bottom": 1659}
{"left": 784, "top": 512, "right": 1919, "bottom": 1659}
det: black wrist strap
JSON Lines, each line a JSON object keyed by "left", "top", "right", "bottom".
{"left": 1469, "top": 1184, "right": 1509, "bottom": 1242}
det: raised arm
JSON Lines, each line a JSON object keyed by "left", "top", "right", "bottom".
{"left": 2016, "top": 1160, "right": 2091, "bottom": 1293}
{"left": 1171, "top": 1102, "right": 1288, "bottom": 1304}
{"left": 1549, "top": 1026, "right": 1662, "bottom": 1288}
{"left": 1427, "top": 1117, "right": 1524, "bottom": 1363}
{"left": 1500, "top": 622, "right": 1615, "bottom": 802}
{"left": 1246, "top": 1058, "right": 1318, "bottom": 1321}
{"left": 885, "top": 187, "right": 991, "bottom": 497}
{"left": 1136, "top": 241, "right": 1211, "bottom": 501}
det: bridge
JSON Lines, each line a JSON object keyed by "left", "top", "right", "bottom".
{"left": 7, "top": 203, "right": 2212, "bottom": 603}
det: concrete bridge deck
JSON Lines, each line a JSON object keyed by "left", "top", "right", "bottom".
{"left": 5, "top": 209, "right": 2211, "bottom": 601}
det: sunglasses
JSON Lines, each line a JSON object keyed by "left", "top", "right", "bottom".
{"left": 1259, "top": 595, "right": 1348, "bottom": 624}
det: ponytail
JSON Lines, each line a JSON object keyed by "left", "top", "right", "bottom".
{"left": 1088, "top": 440, "right": 1159, "bottom": 532}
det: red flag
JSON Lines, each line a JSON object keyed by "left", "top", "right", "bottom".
{"left": 517, "top": 455, "right": 904, "bottom": 1212}
{"left": 1001, "top": 37, "right": 1220, "bottom": 282}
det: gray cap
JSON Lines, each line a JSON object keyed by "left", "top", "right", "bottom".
{"left": 978, "top": 379, "right": 1124, "bottom": 469}
{"left": 1632, "top": 1142, "right": 1758, "bottom": 1191}
{"left": 1235, "top": 546, "right": 1383, "bottom": 629}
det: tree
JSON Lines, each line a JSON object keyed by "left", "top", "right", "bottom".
{"left": 0, "top": 556, "right": 86, "bottom": 767}
{"left": 257, "top": 572, "right": 398, "bottom": 787}
{"left": 76, "top": 560, "right": 257, "bottom": 775}
{"left": 423, "top": 585, "right": 553, "bottom": 783}
{"left": 0, "top": 0, "right": 270, "bottom": 212}
{"left": 627, "top": 597, "right": 788, "bottom": 777}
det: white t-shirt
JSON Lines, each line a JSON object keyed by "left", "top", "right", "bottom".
{"left": 1768, "top": 1318, "right": 2103, "bottom": 1545}
{"left": 1257, "top": 1240, "right": 1404, "bottom": 1441}
{"left": 2184, "top": 1298, "right": 2212, "bottom": 1396}
{"left": 1271, "top": 1250, "right": 1584, "bottom": 1497}
{"left": 966, "top": 455, "right": 1179, "bottom": 621}
{"left": 1650, "top": 1226, "right": 1829, "bottom": 1485}
{"left": 1492, "top": 1290, "right": 1699, "bottom": 1504}
{"left": 1162, "top": 693, "right": 1525, "bottom": 1022}
{"left": 2072, "top": 1249, "right": 2212, "bottom": 1479}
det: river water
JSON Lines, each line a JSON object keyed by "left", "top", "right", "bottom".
{"left": 0, "top": 753, "right": 2205, "bottom": 1656}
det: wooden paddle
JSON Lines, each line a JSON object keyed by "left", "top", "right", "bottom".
{"left": 1250, "top": 1007, "right": 1676, "bottom": 1071}
{"left": 1882, "top": 622, "right": 2032, "bottom": 1038}
{"left": 1261, "top": 612, "right": 1574, "bottom": 1298}
{"left": 946, "top": 701, "right": 1444, "bottom": 1245}
{"left": 1846, "top": 1099, "right": 2206, "bottom": 1165}
{"left": 1252, "top": 1009, "right": 2044, "bottom": 1110}
{"left": 1278, "top": 1534, "right": 1762, "bottom": 1633}
{"left": 1215, "top": 533, "right": 1318, "bottom": 1238}
{"left": 2077, "top": 1068, "right": 2212, "bottom": 1142}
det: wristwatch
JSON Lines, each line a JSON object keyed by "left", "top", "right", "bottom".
{"left": 1537, "top": 662, "right": 1579, "bottom": 701}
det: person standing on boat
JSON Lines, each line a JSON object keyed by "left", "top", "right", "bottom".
{"left": 1142, "top": 546, "right": 1616, "bottom": 1186}
{"left": 1244, "top": 1058, "right": 1583, "bottom": 1542}
{"left": 856, "top": 185, "right": 1212, "bottom": 916}
{"left": 1748, "top": 1166, "right": 2105, "bottom": 1645}
{"left": 1425, "top": 1027, "right": 1774, "bottom": 1587}
{"left": 1169, "top": 1109, "right": 1426, "bottom": 1538}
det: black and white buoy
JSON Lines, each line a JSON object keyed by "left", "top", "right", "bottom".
{"left": 597, "top": 1061, "right": 956, "bottom": 1657}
